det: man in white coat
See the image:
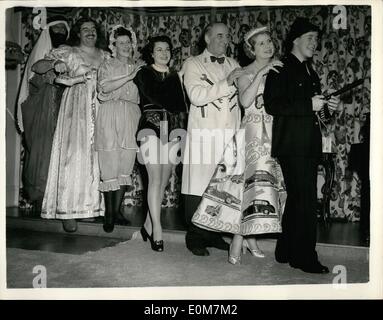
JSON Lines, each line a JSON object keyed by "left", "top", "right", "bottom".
{"left": 181, "top": 23, "right": 245, "bottom": 256}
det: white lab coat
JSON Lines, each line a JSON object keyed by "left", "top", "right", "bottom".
{"left": 181, "top": 49, "right": 241, "bottom": 196}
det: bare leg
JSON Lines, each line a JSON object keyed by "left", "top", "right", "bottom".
{"left": 159, "top": 163, "right": 174, "bottom": 205}
{"left": 230, "top": 234, "right": 244, "bottom": 258}
{"left": 245, "top": 236, "right": 260, "bottom": 250}
{"left": 143, "top": 209, "right": 152, "bottom": 234}
{"left": 140, "top": 137, "right": 162, "bottom": 239}
{"left": 244, "top": 236, "right": 265, "bottom": 257}
{"left": 145, "top": 162, "right": 163, "bottom": 241}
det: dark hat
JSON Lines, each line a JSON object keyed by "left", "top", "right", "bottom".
{"left": 286, "top": 17, "right": 320, "bottom": 43}
{"left": 284, "top": 17, "right": 320, "bottom": 53}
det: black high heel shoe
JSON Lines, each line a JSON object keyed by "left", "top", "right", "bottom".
{"left": 140, "top": 226, "right": 151, "bottom": 242}
{"left": 140, "top": 227, "right": 164, "bottom": 252}
{"left": 151, "top": 240, "right": 164, "bottom": 252}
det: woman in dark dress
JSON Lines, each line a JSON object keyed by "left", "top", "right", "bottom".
{"left": 134, "top": 35, "right": 188, "bottom": 251}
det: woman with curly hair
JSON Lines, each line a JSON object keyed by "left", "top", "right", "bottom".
{"left": 96, "top": 25, "right": 144, "bottom": 232}
{"left": 134, "top": 35, "right": 188, "bottom": 251}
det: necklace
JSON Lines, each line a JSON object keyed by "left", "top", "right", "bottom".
{"left": 152, "top": 63, "right": 169, "bottom": 73}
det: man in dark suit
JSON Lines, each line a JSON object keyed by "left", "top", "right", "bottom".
{"left": 263, "top": 18, "right": 339, "bottom": 274}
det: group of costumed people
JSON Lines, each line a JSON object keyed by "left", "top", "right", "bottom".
{"left": 18, "top": 15, "right": 339, "bottom": 274}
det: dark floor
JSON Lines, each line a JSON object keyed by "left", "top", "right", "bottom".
{"left": 7, "top": 205, "right": 369, "bottom": 247}
{"left": 6, "top": 228, "right": 123, "bottom": 255}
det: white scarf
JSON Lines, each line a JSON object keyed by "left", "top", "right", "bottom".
{"left": 16, "top": 20, "right": 70, "bottom": 132}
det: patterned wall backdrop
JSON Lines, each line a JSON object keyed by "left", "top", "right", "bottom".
{"left": 18, "top": 5, "right": 370, "bottom": 220}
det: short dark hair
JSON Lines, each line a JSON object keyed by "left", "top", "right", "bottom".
{"left": 67, "top": 17, "right": 106, "bottom": 49}
{"left": 110, "top": 26, "right": 133, "bottom": 46}
{"left": 141, "top": 35, "right": 173, "bottom": 65}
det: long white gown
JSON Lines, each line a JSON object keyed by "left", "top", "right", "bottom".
{"left": 192, "top": 72, "right": 287, "bottom": 235}
{"left": 42, "top": 46, "right": 108, "bottom": 219}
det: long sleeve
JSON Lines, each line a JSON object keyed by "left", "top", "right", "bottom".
{"left": 263, "top": 67, "right": 314, "bottom": 117}
{"left": 31, "top": 59, "right": 55, "bottom": 74}
{"left": 32, "top": 46, "right": 73, "bottom": 76}
{"left": 183, "top": 58, "right": 232, "bottom": 107}
{"left": 97, "top": 61, "right": 120, "bottom": 102}
{"left": 44, "top": 45, "right": 72, "bottom": 63}
{"left": 134, "top": 67, "right": 186, "bottom": 113}
{"left": 263, "top": 55, "right": 323, "bottom": 157}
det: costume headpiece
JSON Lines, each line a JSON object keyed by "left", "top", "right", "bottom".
{"left": 16, "top": 18, "right": 70, "bottom": 132}
{"left": 108, "top": 24, "right": 137, "bottom": 57}
{"left": 244, "top": 26, "right": 268, "bottom": 48}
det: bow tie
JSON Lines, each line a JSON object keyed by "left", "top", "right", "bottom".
{"left": 210, "top": 56, "right": 225, "bottom": 64}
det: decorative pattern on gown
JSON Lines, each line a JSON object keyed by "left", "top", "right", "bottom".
{"left": 192, "top": 73, "right": 287, "bottom": 235}
{"left": 41, "top": 46, "right": 108, "bottom": 219}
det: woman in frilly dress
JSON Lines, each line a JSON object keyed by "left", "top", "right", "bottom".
{"left": 192, "top": 27, "right": 287, "bottom": 264}
{"left": 96, "top": 26, "right": 144, "bottom": 232}
{"left": 40, "top": 18, "right": 109, "bottom": 232}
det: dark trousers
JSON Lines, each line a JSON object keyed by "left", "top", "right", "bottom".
{"left": 183, "top": 194, "right": 223, "bottom": 250}
{"left": 276, "top": 156, "right": 320, "bottom": 267}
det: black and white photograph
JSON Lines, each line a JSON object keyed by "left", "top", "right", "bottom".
{"left": 1, "top": 0, "right": 382, "bottom": 300}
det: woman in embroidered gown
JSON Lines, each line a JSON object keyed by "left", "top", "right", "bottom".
{"left": 191, "top": 27, "right": 287, "bottom": 264}
{"left": 96, "top": 26, "right": 144, "bottom": 232}
{"left": 41, "top": 18, "right": 109, "bottom": 232}
{"left": 134, "top": 35, "right": 188, "bottom": 251}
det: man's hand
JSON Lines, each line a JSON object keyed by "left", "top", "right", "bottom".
{"left": 54, "top": 60, "right": 67, "bottom": 74}
{"left": 227, "top": 67, "right": 245, "bottom": 86}
{"left": 324, "top": 89, "right": 340, "bottom": 112}
{"left": 312, "top": 95, "right": 326, "bottom": 111}
{"left": 326, "top": 96, "right": 340, "bottom": 112}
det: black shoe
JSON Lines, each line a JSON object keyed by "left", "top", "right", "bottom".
{"left": 140, "top": 226, "right": 151, "bottom": 242}
{"left": 103, "top": 213, "right": 115, "bottom": 233}
{"left": 299, "top": 262, "right": 330, "bottom": 274}
{"left": 140, "top": 227, "right": 164, "bottom": 252}
{"left": 189, "top": 247, "right": 210, "bottom": 256}
{"left": 275, "top": 242, "right": 288, "bottom": 263}
{"left": 151, "top": 240, "right": 164, "bottom": 252}
{"left": 103, "top": 223, "right": 114, "bottom": 233}
{"left": 62, "top": 219, "right": 78, "bottom": 233}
